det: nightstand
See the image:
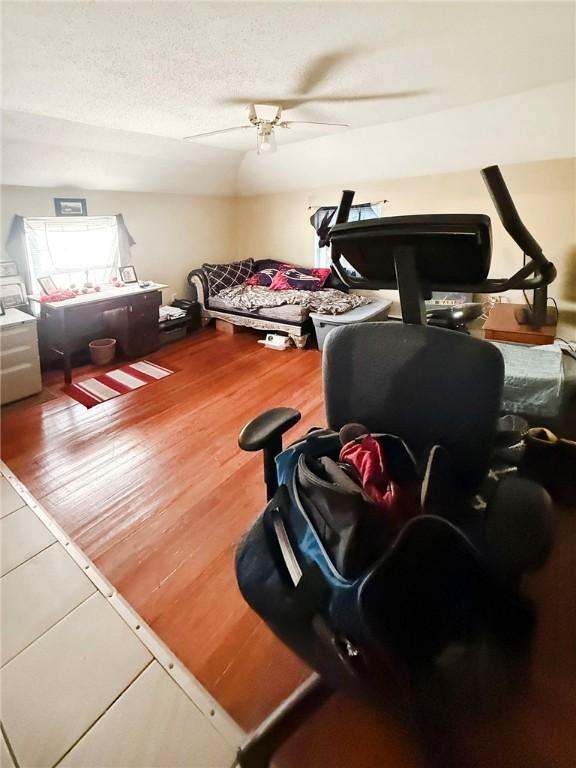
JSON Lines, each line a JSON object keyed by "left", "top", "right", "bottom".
{"left": 483, "top": 302, "right": 557, "bottom": 345}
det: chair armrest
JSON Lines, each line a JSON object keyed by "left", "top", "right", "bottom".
{"left": 239, "top": 408, "right": 302, "bottom": 452}
{"left": 239, "top": 408, "right": 302, "bottom": 500}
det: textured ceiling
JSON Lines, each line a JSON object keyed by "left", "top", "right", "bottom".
{"left": 1, "top": 1, "right": 575, "bottom": 193}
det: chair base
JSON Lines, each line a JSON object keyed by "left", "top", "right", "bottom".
{"left": 233, "top": 673, "right": 331, "bottom": 768}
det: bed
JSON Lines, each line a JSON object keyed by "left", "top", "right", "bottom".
{"left": 187, "top": 258, "right": 372, "bottom": 347}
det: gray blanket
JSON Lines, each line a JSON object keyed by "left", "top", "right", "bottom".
{"left": 217, "top": 284, "right": 372, "bottom": 315}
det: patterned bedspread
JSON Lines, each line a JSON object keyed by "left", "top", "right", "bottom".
{"left": 217, "top": 284, "right": 372, "bottom": 315}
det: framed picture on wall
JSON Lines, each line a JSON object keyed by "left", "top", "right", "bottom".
{"left": 0, "top": 283, "right": 25, "bottom": 308}
{"left": 119, "top": 265, "right": 138, "bottom": 284}
{"left": 38, "top": 276, "right": 58, "bottom": 295}
{"left": 0, "top": 261, "right": 18, "bottom": 278}
{"left": 54, "top": 198, "right": 87, "bottom": 216}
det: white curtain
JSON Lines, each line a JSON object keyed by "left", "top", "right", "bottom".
{"left": 24, "top": 216, "right": 121, "bottom": 290}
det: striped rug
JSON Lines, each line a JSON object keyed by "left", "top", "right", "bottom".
{"left": 63, "top": 360, "right": 174, "bottom": 409}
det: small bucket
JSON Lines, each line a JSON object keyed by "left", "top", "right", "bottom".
{"left": 89, "top": 338, "right": 116, "bottom": 366}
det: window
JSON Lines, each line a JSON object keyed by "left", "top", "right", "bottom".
{"left": 314, "top": 203, "right": 382, "bottom": 268}
{"left": 24, "top": 216, "right": 121, "bottom": 291}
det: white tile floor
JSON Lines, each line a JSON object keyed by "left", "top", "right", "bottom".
{"left": 0, "top": 464, "right": 242, "bottom": 768}
{"left": 1, "top": 477, "right": 26, "bottom": 518}
{"left": 1, "top": 543, "right": 95, "bottom": 665}
{"left": 1, "top": 505, "right": 55, "bottom": 576}
{"left": 59, "top": 662, "right": 234, "bottom": 768}
{"left": 1, "top": 729, "right": 16, "bottom": 768}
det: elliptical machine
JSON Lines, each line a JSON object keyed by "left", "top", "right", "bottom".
{"left": 326, "top": 165, "right": 556, "bottom": 329}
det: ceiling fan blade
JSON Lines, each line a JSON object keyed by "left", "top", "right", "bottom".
{"left": 296, "top": 49, "right": 358, "bottom": 95}
{"left": 305, "top": 89, "right": 429, "bottom": 103}
{"left": 221, "top": 97, "right": 309, "bottom": 110}
{"left": 222, "top": 89, "right": 427, "bottom": 112}
{"left": 280, "top": 120, "right": 349, "bottom": 128}
{"left": 183, "top": 125, "right": 252, "bottom": 140}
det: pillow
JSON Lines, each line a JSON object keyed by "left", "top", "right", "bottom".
{"left": 270, "top": 267, "right": 331, "bottom": 292}
{"left": 246, "top": 264, "right": 294, "bottom": 288}
{"left": 203, "top": 258, "right": 255, "bottom": 295}
{"left": 311, "top": 268, "right": 331, "bottom": 287}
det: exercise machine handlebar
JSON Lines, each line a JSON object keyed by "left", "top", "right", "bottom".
{"left": 334, "top": 190, "right": 355, "bottom": 225}
{"left": 481, "top": 165, "right": 555, "bottom": 282}
{"left": 328, "top": 166, "right": 556, "bottom": 293}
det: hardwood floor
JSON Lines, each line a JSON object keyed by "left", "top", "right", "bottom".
{"left": 1, "top": 330, "right": 317, "bottom": 719}
{"left": 2, "top": 327, "right": 575, "bottom": 767}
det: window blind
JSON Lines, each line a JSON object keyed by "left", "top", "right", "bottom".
{"left": 24, "top": 216, "right": 121, "bottom": 290}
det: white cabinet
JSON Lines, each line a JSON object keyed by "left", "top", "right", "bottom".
{"left": 0, "top": 309, "right": 42, "bottom": 405}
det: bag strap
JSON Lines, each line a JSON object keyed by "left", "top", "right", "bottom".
{"left": 271, "top": 505, "right": 302, "bottom": 587}
{"left": 269, "top": 488, "right": 364, "bottom": 677}
{"left": 269, "top": 495, "right": 328, "bottom": 617}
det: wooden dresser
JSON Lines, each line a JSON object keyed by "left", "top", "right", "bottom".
{"left": 0, "top": 308, "right": 42, "bottom": 404}
{"left": 30, "top": 283, "right": 167, "bottom": 383}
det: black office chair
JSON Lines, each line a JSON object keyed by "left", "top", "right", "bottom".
{"left": 234, "top": 322, "right": 553, "bottom": 768}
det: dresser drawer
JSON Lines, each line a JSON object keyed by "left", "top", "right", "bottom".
{"left": 1, "top": 322, "right": 39, "bottom": 352}
{"left": 1, "top": 364, "right": 42, "bottom": 404}
{"left": 129, "top": 292, "right": 161, "bottom": 309}
{"left": 0, "top": 317, "right": 42, "bottom": 404}
{"left": 0, "top": 344, "right": 41, "bottom": 370}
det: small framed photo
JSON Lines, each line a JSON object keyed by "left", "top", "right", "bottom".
{"left": 0, "top": 261, "right": 18, "bottom": 278}
{"left": 119, "top": 265, "right": 138, "bottom": 284}
{"left": 38, "top": 276, "right": 58, "bottom": 295}
{"left": 0, "top": 301, "right": 5, "bottom": 316}
{"left": 54, "top": 198, "right": 87, "bottom": 217}
{"left": 0, "top": 283, "right": 25, "bottom": 308}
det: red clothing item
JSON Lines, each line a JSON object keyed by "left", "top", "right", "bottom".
{"left": 340, "top": 435, "right": 419, "bottom": 528}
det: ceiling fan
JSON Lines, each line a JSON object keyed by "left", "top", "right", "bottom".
{"left": 183, "top": 50, "right": 426, "bottom": 154}
{"left": 184, "top": 103, "right": 349, "bottom": 154}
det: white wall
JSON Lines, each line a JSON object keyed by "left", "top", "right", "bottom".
{"left": 1, "top": 186, "right": 236, "bottom": 300}
{"left": 236, "top": 158, "right": 576, "bottom": 337}
{"left": 3, "top": 161, "right": 574, "bottom": 336}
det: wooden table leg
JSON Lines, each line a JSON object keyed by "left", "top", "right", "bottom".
{"left": 60, "top": 309, "right": 73, "bottom": 384}
{"left": 63, "top": 352, "right": 72, "bottom": 384}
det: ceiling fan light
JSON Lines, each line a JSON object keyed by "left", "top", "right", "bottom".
{"left": 257, "top": 127, "right": 277, "bottom": 155}
{"left": 259, "top": 135, "right": 272, "bottom": 153}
